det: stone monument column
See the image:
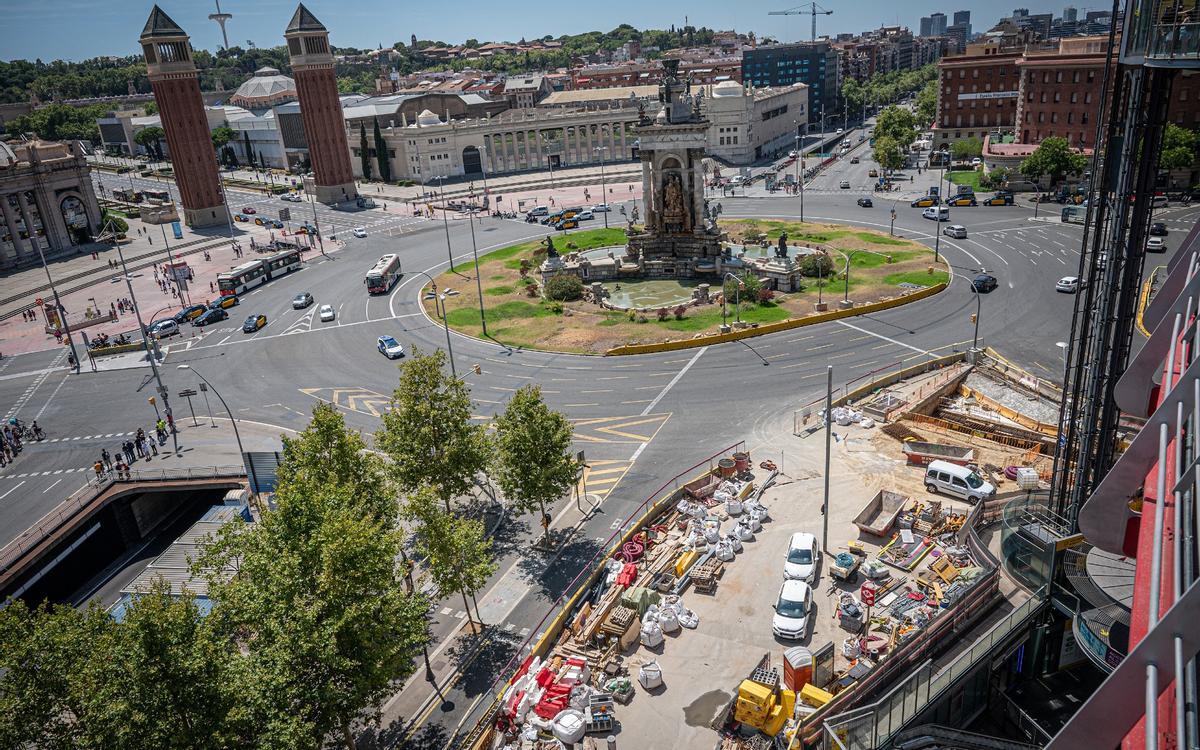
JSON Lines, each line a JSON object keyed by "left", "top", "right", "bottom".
{"left": 139, "top": 5, "right": 230, "bottom": 228}
{"left": 641, "top": 153, "right": 655, "bottom": 228}
{"left": 286, "top": 3, "right": 357, "bottom": 205}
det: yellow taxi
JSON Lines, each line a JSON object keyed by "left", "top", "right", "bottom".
{"left": 554, "top": 218, "right": 579, "bottom": 231}
{"left": 910, "top": 196, "right": 939, "bottom": 208}
{"left": 982, "top": 194, "right": 1014, "bottom": 206}
{"left": 947, "top": 195, "right": 977, "bottom": 207}
{"left": 208, "top": 295, "right": 239, "bottom": 310}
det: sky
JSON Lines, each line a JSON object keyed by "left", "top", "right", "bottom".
{"left": 0, "top": 0, "right": 1075, "bottom": 62}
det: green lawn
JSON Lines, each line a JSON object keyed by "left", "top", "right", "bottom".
{"left": 658, "top": 301, "right": 792, "bottom": 332}
{"left": 947, "top": 170, "right": 983, "bottom": 191}
{"left": 444, "top": 299, "right": 557, "bottom": 327}
{"left": 449, "top": 227, "right": 629, "bottom": 274}
{"left": 884, "top": 270, "right": 950, "bottom": 287}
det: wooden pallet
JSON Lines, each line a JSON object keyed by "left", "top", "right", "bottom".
{"left": 692, "top": 558, "right": 724, "bottom": 594}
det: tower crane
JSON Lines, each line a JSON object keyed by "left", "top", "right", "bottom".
{"left": 768, "top": 2, "right": 833, "bottom": 42}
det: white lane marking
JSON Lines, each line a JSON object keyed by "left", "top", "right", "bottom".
{"left": 0, "top": 481, "right": 25, "bottom": 500}
{"left": 641, "top": 346, "right": 706, "bottom": 416}
{"left": 43, "top": 478, "right": 62, "bottom": 493}
{"left": 835, "top": 320, "right": 932, "bottom": 356}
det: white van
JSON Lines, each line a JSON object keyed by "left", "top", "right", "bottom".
{"left": 923, "top": 460, "right": 995, "bottom": 504}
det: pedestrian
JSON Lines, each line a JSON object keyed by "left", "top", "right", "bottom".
{"left": 135, "top": 437, "right": 146, "bottom": 459}
{"left": 124, "top": 440, "right": 135, "bottom": 463}
{"left": 148, "top": 435, "right": 158, "bottom": 456}
{"left": 101, "top": 448, "right": 112, "bottom": 470}
{"left": 166, "top": 413, "right": 173, "bottom": 433}
{"left": 94, "top": 460, "right": 104, "bottom": 480}
{"left": 210, "top": 281, "right": 215, "bottom": 292}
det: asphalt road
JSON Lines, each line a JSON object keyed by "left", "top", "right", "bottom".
{"left": 4, "top": 168, "right": 1198, "bottom": 747}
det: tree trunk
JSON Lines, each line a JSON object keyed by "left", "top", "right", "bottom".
{"left": 470, "top": 592, "right": 483, "bottom": 626}
{"left": 340, "top": 713, "right": 355, "bottom": 750}
{"left": 461, "top": 590, "right": 474, "bottom": 626}
{"left": 539, "top": 499, "right": 550, "bottom": 545}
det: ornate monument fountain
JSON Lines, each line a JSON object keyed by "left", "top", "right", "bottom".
{"left": 624, "top": 58, "right": 724, "bottom": 277}
{"left": 539, "top": 58, "right": 807, "bottom": 297}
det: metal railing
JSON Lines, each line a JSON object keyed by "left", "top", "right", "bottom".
{"left": 0, "top": 465, "right": 245, "bottom": 577}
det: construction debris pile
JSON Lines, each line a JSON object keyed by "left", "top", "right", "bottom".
{"left": 488, "top": 453, "right": 777, "bottom": 750}
{"left": 828, "top": 494, "right": 984, "bottom": 686}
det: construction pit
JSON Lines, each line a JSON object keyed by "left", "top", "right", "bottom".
{"left": 470, "top": 354, "right": 1049, "bottom": 750}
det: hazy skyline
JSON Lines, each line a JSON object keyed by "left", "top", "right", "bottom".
{"left": 1, "top": 0, "right": 1077, "bottom": 62}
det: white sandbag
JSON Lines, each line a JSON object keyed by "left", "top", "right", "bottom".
{"left": 842, "top": 637, "right": 862, "bottom": 659}
{"left": 725, "top": 497, "right": 743, "bottom": 516}
{"left": 640, "top": 620, "right": 664, "bottom": 648}
{"left": 743, "top": 514, "right": 762, "bottom": 532}
{"left": 638, "top": 660, "right": 664, "bottom": 690}
{"left": 704, "top": 526, "right": 721, "bottom": 544}
{"left": 858, "top": 417, "right": 876, "bottom": 429}
{"left": 736, "top": 521, "right": 755, "bottom": 541}
{"left": 716, "top": 540, "right": 735, "bottom": 561}
{"left": 569, "top": 684, "right": 591, "bottom": 711}
{"left": 552, "top": 709, "right": 587, "bottom": 744}
{"left": 725, "top": 533, "right": 743, "bottom": 553}
{"left": 713, "top": 489, "right": 733, "bottom": 505}
{"left": 678, "top": 607, "right": 700, "bottom": 629}
{"left": 642, "top": 604, "right": 660, "bottom": 625}
{"left": 658, "top": 606, "right": 681, "bottom": 633}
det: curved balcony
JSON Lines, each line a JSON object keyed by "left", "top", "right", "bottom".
{"left": 1063, "top": 546, "right": 1134, "bottom": 672}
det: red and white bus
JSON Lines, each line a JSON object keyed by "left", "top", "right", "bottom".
{"left": 217, "top": 249, "right": 303, "bottom": 296}
{"left": 365, "top": 254, "right": 402, "bottom": 295}
{"left": 217, "top": 260, "right": 267, "bottom": 296}
{"left": 264, "top": 248, "right": 302, "bottom": 280}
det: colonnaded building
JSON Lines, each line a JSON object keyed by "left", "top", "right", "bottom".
{"left": 0, "top": 140, "right": 102, "bottom": 272}
{"left": 349, "top": 80, "right": 808, "bottom": 183}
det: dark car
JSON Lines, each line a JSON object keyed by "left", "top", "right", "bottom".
{"left": 209, "top": 294, "right": 238, "bottom": 310}
{"left": 1150, "top": 222, "right": 1169, "bottom": 236}
{"left": 242, "top": 313, "right": 267, "bottom": 333}
{"left": 972, "top": 273, "right": 999, "bottom": 293}
{"left": 174, "top": 304, "right": 208, "bottom": 323}
{"left": 292, "top": 292, "right": 314, "bottom": 309}
{"left": 192, "top": 308, "right": 228, "bottom": 327}
{"left": 857, "top": 197, "right": 873, "bottom": 207}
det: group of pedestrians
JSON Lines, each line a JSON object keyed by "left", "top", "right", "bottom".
{"left": 95, "top": 424, "right": 166, "bottom": 480}
{"left": 0, "top": 420, "right": 42, "bottom": 468}
{"left": 19, "top": 308, "right": 38, "bottom": 322}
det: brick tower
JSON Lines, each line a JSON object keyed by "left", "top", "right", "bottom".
{"left": 139, "top": 6, "right": 229, "bottom": 228}
{"left": 286, "top": 4, "right": 357, "bottom": 204}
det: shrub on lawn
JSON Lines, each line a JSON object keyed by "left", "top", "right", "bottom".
{"left": 799, "top": 253, "right": 835, "bottom": 278}
{"left": 545, "top": 274, "right": 584, "bottom": 301}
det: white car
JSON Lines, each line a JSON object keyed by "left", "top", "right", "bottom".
{"left": 783, "top": 532, "right": 819, "bottom": 583}
{"left": 772, "top": 580, "right": 813, "bottom": 640}
{"left": 377, "top": 335, "right": 405, "bottom": 359}
{"left": 942, "top": 224, "right": 967, "bottom": 239}
{"left": 576, "top": 210, "right": 595, "bottom": 221}
{"left": 319, "top": 304, "right": 335, "bottom": 322}
{"left": 836, "top": 127, "right": 844, "bottom": 134}
{"left": 590, "top": 204, "right": 611, "bottom": 213}
{"left": 1146, "top": 236, "right": 1166, "bottom": 253}
{"left": 1056, "top": 276, "right": 1079, "bottom": 293}
{"left": 839, "top": 180, "right": 851, "bottom": 189}
{"left": 352, "top": 227, "right": 367, "bottom": 238}
{"left": 971, "top": 157, "right": 982, "bottom": 167}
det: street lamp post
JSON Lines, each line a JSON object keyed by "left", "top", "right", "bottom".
{"left": 843, "top": 249, "right": 890, "bottom": 307}
{"left": 433, "top": 174, "right": 461, "bottom": 278}
{"left": 153, "top": 210, "right": 191, "bottom": 306}
{"left": 37, "top": 224, "right": 83, "bottom": 372}
{"left": 794, "top": 133, "right": 805, "bottom": 223}
{"left": 413, "top": 270, "right": 457, "bottom": 377}
{"left": 115, "top": 238, "right": 178, "bottom": 454}
{"left": 176, "top": 363, "right": 258, "bottom": 492}
{"left": 933, "top": 148, "right": 949, "bottom": 263}
{"left": 970, "top": 281, "right": 982, "bottom": 351}
{"left": 722, "top": 272, "right": 744, "bottom": 328}
{"left": 594, "top": 146, "right": 609, "bottom": 228}
{"left": 303, "top": 181, "right": 326, "bottom": 256}
{"left": 466, "top": 207, "right": 488, "bottom": 337}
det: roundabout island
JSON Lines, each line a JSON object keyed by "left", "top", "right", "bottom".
{"left": 423, "top": 59, "right": 948, "bottom": 355}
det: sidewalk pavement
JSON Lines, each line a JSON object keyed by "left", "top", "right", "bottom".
{"left": 0, "top": 211, "right": 334, "bottom": 357}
